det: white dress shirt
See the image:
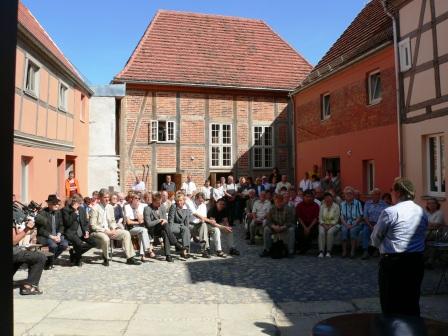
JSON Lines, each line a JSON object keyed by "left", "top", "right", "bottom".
{"left": 132, "top": 181, "right": 146, "bottom": 192}
{"left": 252, "top": 200, "right": 272, "bottom": 220}
{"left": 200, "top": 186, "right": 213, "bottom": 200}
{"left": 181, "top": 181, "right": 197, "bottom": 195}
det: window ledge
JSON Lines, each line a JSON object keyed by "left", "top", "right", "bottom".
{"left": 58, "top": 106, "right": 68, "bottom": 113}
{"left": 368, "top": 98, "right": 382, "bottom": 106}
{"left": 320, "top": 115, "right": 331, "bottom": 122}
{"left": 24, "top": 89, "right": 38, "bottom": 100}
{"left": 421, "top": 195, "right": 446, "bottom": 201}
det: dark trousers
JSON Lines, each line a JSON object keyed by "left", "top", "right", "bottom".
{"left": 150, "top": 223, "right": 179, "bottom": 256}
{"left": 65, "top": 231, "right": 96, "bottom": 261}
{"left": 171, "top": 223, "right": 191, "bottom": 248}
{"left": 379, "top": 252, "right": 424, "bottom": 317}
{"left": 45, "top": 237, "right": 69, "bottom": 259}
{"left": 296, "top": 224, "right": 318, "bottom": 253}
{"left": 13, "top": 249, "right": 46, "bottom": 286}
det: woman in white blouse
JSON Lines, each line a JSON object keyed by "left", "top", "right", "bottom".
{"left": 425, "top": 198, "right": 447, "bottom": 269}
{"left": 318, "top": 192, "right": 340, "bottom": 258}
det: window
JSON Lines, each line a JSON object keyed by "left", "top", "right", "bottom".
{"left": 25, "top": 59, "right": 39, "bottom": 96}
{"left": 398, "top": 38, "right": 412, "bottom": 72}
{"left": 150, "top": 120, "right": 175, "bottom": 143}
{"left": 253, "top": 126, "right": 274, "bottom": 168}
{"left": 21, "top": 157, "right": 31, "bottom": 204}
{"left": 59, "top": 82, "right": 68, "bottom": 111}
{"left": 80, "top": 94, "right": 86, "bottom": 121}
{"left": 365, "top": 160, "right": 375, "bottom": 193}
{"left": 210, "top": 123, "right": 232, "bottom": 168}
{"left": 427, "top": 134, "right": 446, "bottom": 195}
{"left": 321, "top": 93, "right": 330, "bottom": 120}
{"left": 368, "top": 71, "right": 382, "bottom": 105}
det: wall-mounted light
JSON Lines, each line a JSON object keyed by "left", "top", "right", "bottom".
{"left": 347, "top": 150, "right": 352, "bottom": 157}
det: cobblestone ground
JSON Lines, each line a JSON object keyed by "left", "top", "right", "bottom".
{"left": 13, "top": 225, "right": 446, "bottom": 304}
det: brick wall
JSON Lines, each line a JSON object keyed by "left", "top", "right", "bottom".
{"left": 121, "top": 88, "right": 293, "bottom": 191}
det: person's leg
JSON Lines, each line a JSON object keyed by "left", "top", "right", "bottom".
{"left": 340, "top": 226, "right": 348, "bottom": 256}
{"left": 180, "top": 225, "right": 191, "bottom": 249}
{"left": 249, "top": 220, "right": 256, "bottom": 243}
{"left": 114, "top": 229, "right": 135, "bottom": 259}
{"left": 318, "top": 226, "right": 325, "bottom": 254}
{"left": 350, "top": 225, "right": 362, "bottom": 257}
{"left": 287, "top": 227, "right": 296, "bottom": 255}
{"left": 263, "top": 226, "right": 273, "bottom": 252}
{"left": 13, "top": 250, "right": 46, "bottom": 287}
{"left": 326, "top": 225, "right": 339, "bottom": 254}
{"left": 91, "top": 232, "right": 110, "bottom": 259}
{"left": 208, "top": 225, "right": 222, "bottom": 252}
{"left": 198, "top": 222, "right": 209, "bottom": 250}
{"left": 396, "top": 254, "right": 424, "bottom": 316}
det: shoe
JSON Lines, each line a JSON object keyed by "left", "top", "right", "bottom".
{"left": 126, "top": 258, "right": 141, "bottom": 265}
{"left": 216, "top": 250, "right": 227, "bottom": 258}
{"left": 179, "top": 248, "right": 189, "bottom": 259}
{"left": 102, "top": 258, "right": 110, "bottom": 267}
{"left": 202, "top": 250, "right": 211, "bottom": 259}
{"left": 361, "top": 251, "right": 369, "bottom": 260}
{"left": 229, "top": 248, "right": 240, "bottom": 256}
{"left": 75, "top": 259, "right": 83, "bottom": 267}
{"left": 318, "top": 251, "right": 324, "bottom": 258}
{"left": 325, "top": 252, "right": 331, "bottom": 258}
{"left": 44, "top": 263, "right": 54, "bottom": 270}
{"left": 20, "top": 285, "right": 43, "bottom": 295}
{"left": 259, "top": 250, "right": 270, "bottom": 258}
{"left": 166, "top": 255, "right": 174, "bottom": 262}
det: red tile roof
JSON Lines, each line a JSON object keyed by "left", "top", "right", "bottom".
{"left": 18, "top": 1, "right": 88, "bottom": 88}
{"left": 297, "top": 0, "right": 392, "bottom": 90}
{"left": 114, "top": 10, "right": 312, "bottom": 91}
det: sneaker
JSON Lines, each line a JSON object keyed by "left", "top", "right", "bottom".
{"left": 229, "top": 248, "right": 240, "bottom": 256}
{"left": 318, "top": 252, "right": 324, "bottom": 258}
{"left": 361, "top": 251, "right": 369, "bottom": 260}
{"left": 325, "top": 252, "right": 331, "bottom": 258}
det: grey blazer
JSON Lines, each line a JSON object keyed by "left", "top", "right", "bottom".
{"left": 168, "top": 204, "right": 191, "bottom": 227}
{"left": 143, "top": 205, "right": 167, "bottom": 228}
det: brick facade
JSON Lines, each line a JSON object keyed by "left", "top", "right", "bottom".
{"left": 121, "top": 87, "right": 293, "bottom": 192}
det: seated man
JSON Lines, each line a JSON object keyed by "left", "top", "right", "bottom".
{"left": 248, "top": 191, "right": 271, "bottom": 245}
{"left": 167, "top": 193, "right": 191, "bottom": 258}
{"left": 244, "top": 189, "right": 258, "bottom": 240}
{"left": 13, "top": 218, "right": 46, "bottom": 295}
{"left": 90, "top": 189, "right": 141, "bottom": 266}
{"left": 296, "top": 190, "right": 320, "bottom": 254}
{"left": 62, "top": 195, "right": 97, "bottom": 266}
{"left": 35, "top": 194, "right": 69, "bottom": 269}
{"left": 207, "top": 198, "right": 240, "bottom": 257}
{"left": 185, "top": 192, "right": 211, "bottom": 258}
{"left": 260, "top": 194, "right": 295, "bottom": 258}
{"left": 124, "top": 193, "right": 153, "bottom": 262}
{"left": 362, "top": 188, "right": 388, "bottom": 259}
{"left": 144, "top": 193, "right": 186, "bottom": 262}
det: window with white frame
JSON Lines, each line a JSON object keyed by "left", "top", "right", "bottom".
{"left": 253, "top": 126, "right": 274, "bottom": 168}
{"left": 150, "top": 120, "right": 175, "bottom": 143}
{"left": 368, "top": 71, "right": 382, "bottom": 104}
{"left": 398, "top": 38, "right": 412, "bottom": 72}
{"left": 427, "top": 134, "right": 446, "bottom": 195}
{"left": 366, "top": 160, "right": 375, "bottom": 193}
{"left": 58, "top": 82, "right": 68, "bottom": 111}
{"left": 321, "top": 93, "right": 330, "bottom": 120}
{"left": 25, "top": 59, "right": 39, "bottom": 96}
{"left": 210, "top": 123, "right": 232, "bottom": 168}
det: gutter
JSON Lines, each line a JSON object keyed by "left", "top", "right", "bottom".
{"left": 291, "top": 40, "right": 392, "bottom": 96}
{"left": 112, "top": 78, "right": 292, "bottom": 93}
{"left": 17, "top": 25, "right": 94, "bottom": 96}
{"left": 382, "top": 0, "right": 403, "bottom": 178}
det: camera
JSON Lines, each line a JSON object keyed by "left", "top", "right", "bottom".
{"left": 13, "top": 200, "right": 42, "bottom": 227}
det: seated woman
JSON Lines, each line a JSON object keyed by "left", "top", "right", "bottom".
{"left": 124, "top": 193, "right": 153, "bottom": 262}
{"left": 318, "top": 192, "right": 341, "bottom": 258}
{"left": 167, "top": 193, "right": 191, "bottom": 258}
{"left": 425, "top": 198, "right": 447, "bottom": 268}
{"left": 340, "top": 186, "right": 363, "bottom": 258}
{"left": 110, "top": 193, "right": 125, "bottom": 229}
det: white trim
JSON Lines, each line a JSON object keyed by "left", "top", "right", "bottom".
{"left": 252, "top": 125, "right": 274, "bottom": 169}
{"left": 150, "top": 120, "right": 176, "bottom": 143}
{"left": 426, "top": 134, "right": 446, "bottom": 196}
{"left": 24, "top": 56, "right": 40, "bottom": 98}
{"left": 368, "top": 70, "right": 382, "bottom": 105}
{"left": 321, "top": 93, "right": 331, "bottom": 120}
{"left": 58, "top": 80, "right": 69, "bottom": 112}
{"left": 209, "top": 123, "right": 232, "bottom": 168}
{"left": 398, "top": 38, "right": 412, "bottom": 72}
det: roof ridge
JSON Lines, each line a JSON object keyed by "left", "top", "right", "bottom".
{"left": 156, "top": 9, "right": 264, "bottom": 23}
{"left": 19, "top": 1, "right": 81, "bottom": 79}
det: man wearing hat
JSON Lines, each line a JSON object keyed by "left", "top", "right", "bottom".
{"left": 371, "top": 177, "right": 428, "bottom": 317}
{"left": 35, "top": 194, "right": 69, "bottom": 269}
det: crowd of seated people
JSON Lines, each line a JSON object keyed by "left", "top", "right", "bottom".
{"left": 12, "top": 167, "right": 447, "bottom": 295}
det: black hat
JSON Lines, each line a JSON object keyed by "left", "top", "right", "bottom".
{"left": 46, "top": 194, "right": 61, "bottom": 204}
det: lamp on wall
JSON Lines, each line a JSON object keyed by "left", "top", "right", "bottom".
{"left": 347, "top": 150, "right": 352, "bottom": 157}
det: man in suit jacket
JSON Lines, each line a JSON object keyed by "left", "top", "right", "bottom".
{"left": 62, "top": 195, "right": 97, "bottom": 266}
{"left": 144, "top": 192, "right": 185, "bottom": 262}
{"left": 35, "top": 194, "right": 68, "bottom": 268}
{"left": 89, "top": 189, "right": 140, "bottom": 266}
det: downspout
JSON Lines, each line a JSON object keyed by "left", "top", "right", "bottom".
{"left": 382, "top": 0, "right": 403, "bottom": 177}
{"left": 288, "top": 92, "right": 296, "bottom": 184}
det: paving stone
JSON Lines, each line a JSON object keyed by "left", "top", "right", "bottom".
{"left": 132, "top": 303, "right": 218, "bottom": 321}
{"left": 220, "top": 319, "right": 277, "bottom": 336}
{"left": 218, "top": 303, "right": 275, "bottom": 321}
{"left": 275, "top": 313, "right": 340, "bottom": 336}
{"left": 48, "top": 301, "right": 137, "bottom": 321}
{"left": 14, "top": 299, "right": 60, "bottom": 323}
{"left": 13, "top": 323, "right": 34, "bottom": 336}
{"left": 26, "top": 319, "right": 127, "bottom": 336}
{"left": 125, "top": 319, "right": 217, "bottom": 336}
{"left": 276, "top": 300, "right": 355, "bottom": 317}
{"left": 352, "top": 297, "right": 381, "bottom": 312}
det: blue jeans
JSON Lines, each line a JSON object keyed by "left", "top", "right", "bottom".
{"left": 341, "top": 224, "right": 362, "bottom": 241}
{"left": 362, "top": 224, "right": 375, "bottom": 250}
{"left": 46, "top": 237, "right": 69, "bottom": 259}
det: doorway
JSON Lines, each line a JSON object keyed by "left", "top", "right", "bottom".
{"left": 209, "top": 172, "right": 233, "bottom": 186}
{"left": 157, "top": 173, "right": 181, "bottom": 191}
{"left": 322, "top": 157, "right": 340, "bottom": 176}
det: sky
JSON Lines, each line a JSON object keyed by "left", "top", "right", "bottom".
{"left": 22, "top": 0, "right": 368, "bottom": 85}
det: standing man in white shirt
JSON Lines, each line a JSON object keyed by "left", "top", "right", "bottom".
{"left": 248, "top": 191, "right": 272, "bottom": 245}
{"left": 299, "top": 172, "right": 312, "bottom": 192}
{"left": 371, "top": 177, "right": 427, "bottom": 317}
{"left": 200, "top": 179, "right": 213, "bottom": 208}
{"left": 275, "top": 175, "right": 292, "bottom": 194}
{"left": 132, "top": 176, "right": 146, "bottom": 192}
{"left": 181, "top": 174, "right": 197, "bottom": 196}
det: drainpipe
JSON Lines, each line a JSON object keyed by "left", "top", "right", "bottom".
{"left": 289, "top": 92, "right": 296, "bottom": 184}
{"left": 382, "top": 0, "right": 403, "bottom": 177}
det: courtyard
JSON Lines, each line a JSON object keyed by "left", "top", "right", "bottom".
{"left": 14, "top": 226, "right": 448, "bottom": 335}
